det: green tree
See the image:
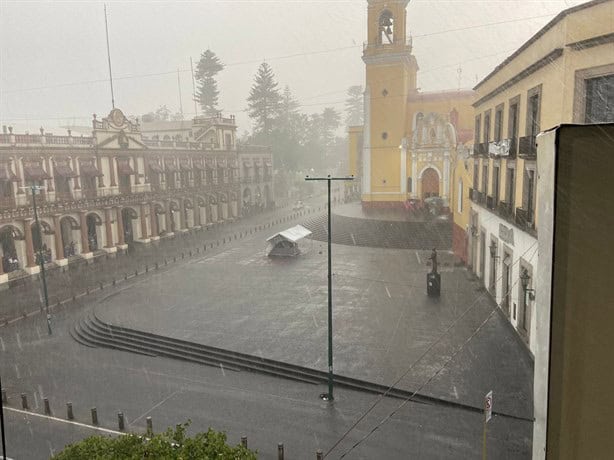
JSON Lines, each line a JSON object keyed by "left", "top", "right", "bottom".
{"left": 345, "top": 85, "right": 363, "bottom": 126}
{"left": 246, "top": 62, "right": 282, "bottom": 137}
{"left": 52, "top": 423, "right": 257, "bottom": 460}
{"left": 195, "top": 49, "right": 224, "bottom": 116}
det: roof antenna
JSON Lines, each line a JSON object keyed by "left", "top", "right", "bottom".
{"left": 104, "top": 4, "right": 116, "bottom": 109}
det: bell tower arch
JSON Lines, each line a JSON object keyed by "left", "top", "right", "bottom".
{"left": 362, "top": 0, "right": 418, "bottom": 206}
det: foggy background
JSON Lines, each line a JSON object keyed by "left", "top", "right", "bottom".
{"left": 0, "top": 0, "right": 588, "bottom": 133}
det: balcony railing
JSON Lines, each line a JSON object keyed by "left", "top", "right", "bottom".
{"left": 515, "top": 207, "right": 536, "bottom": 231}
{"left": 518, "top": 135, "right": 537, "bottom": 158}
{"left": 497, "top": 200, "right": 513, "bottom": 219}
{"left": 486, "top": 195, "right": 495, "bottom": 210}
{"left": 473, "top": 143, "right": 489, "bottom": 156}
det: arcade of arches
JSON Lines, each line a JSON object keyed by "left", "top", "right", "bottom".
{"left": 0, "top": 195, "right": 239, "bottom": 277}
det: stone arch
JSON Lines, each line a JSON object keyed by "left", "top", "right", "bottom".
{"left": 59, "top": 215, "right": 80, "bottom": 257}
{"left": 121, "top": 207, "right": 138, "bottom": 243}
{"left": 254, "top": 186, "right": 263, "bottom": 205}
{"left": 420, "top": 167, "right": 440, "bottom": 199}
{"left": 379, "top": 9, "right": 394, "bottom": 44}
{"left": 86, "top": 212, "right": 103, "bottom": 251}
{"left": 0, "top": 224, "right": 24, "bottom": 272}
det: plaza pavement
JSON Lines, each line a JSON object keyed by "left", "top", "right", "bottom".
{"left": 0, "top": 197, "right": 534, "bottom": 459}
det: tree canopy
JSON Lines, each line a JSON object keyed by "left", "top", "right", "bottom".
{"left": 345, "top": 85, "right": 364, "bottom": 127}
{"left": 52, "top": 423, "right": 257, "bottom": 460}
{"left": 246, "top": 62, "right": 282, "bottom": 137}
{"left": 195, "top": 49, "right": 225, "bottom": 116}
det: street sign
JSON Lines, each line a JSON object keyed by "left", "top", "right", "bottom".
{"left": 484, "top": 390, "right": 493, "bottom": 423}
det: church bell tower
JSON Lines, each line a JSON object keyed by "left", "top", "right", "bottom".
{"left": 362, "top": 0, "right": 418, "bottom": 206}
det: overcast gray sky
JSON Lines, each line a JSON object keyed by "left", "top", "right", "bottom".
{"left": 0, "top": 0, "right": 588, "bottom": 134}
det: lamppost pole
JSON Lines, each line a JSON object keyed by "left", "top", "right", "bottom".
{"left": 305, "top": 175, "right": 353, "bottom": 401}
{"left": 0, "top": 374, "right": 6, "bottom": 460}
{"left": 29, "top": 185, "right": 52, "bottom": 335}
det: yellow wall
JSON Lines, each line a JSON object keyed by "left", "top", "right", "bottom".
{"left": 347, "top": 126, "right": 363, "bottom": 178}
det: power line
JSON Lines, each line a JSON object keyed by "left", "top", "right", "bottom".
{"left": 0, "top": 11, "right": 557, "bottom": 96}
{"left": 323, "top": 241, "right": 539, "bottom": 458}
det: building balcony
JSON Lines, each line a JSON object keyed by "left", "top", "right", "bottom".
{"left": 518, "top": 135, "right": 537, "bottom": 158}
{"left": 54, "top": 191, "right": 73, "bottom": 202}
{"left": 497, "top": 200, "right": 513, "bottom": 219}
{"left": 486, "top": 195, "right": 495, "bottom": 210}
{"left": 515, "top": 207, "right": 536, "bottom": 233}
{"left": 473, "top": 143, "right": 489, "bottom": 156}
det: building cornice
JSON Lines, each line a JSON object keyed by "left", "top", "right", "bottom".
{"left": 473, "top": 48, "right": 563, "bottom": 108}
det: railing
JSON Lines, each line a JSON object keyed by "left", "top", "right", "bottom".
{"left": 515, "top": 207, "right": 535, "bottom": 231}
{"left": 518, "top": 135, "right": 537, "bottom": 158}
{"left": 0, "top": 134, "right": 93, "bottom": 146}
{"left": 486, "top": 195, "right": 495, "bottom": 210}
{"left": 472, "top": 143, "right": 489, "bottom": 156}
{"left": 161, "top": 140, "right": 174, "bottom": 147}
{"left": 54, "top": 192, "right": 73, "bottom": 202}
{"left": 508, "top": 138, "right": 518, "bottom": 158}
{"left": 477, "top": 190, "right": 486, "bottom": 205}
{"left": 497, "top": 200, "right": 513, "bottom": 219}
{"left": 175, "top": 141, "right": 188, "bottom": 148}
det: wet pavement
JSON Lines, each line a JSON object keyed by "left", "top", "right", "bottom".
{"left": 96, "top": 231, "right": 533, "bottom": 420}
{"left": 0, "top": 196, "right": 534, "bottom": 459}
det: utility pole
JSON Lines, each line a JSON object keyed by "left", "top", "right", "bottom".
{"left": 0, "top": 374, "right": 6, "bottom": 460}
{"left": 104, "top": 4, "right": 115, "bottom": 109}
{"left": 305, "top": 175, "right": 353, "bottom": 401}
{"left": 26, "top": 185, "right": 52, "bottom": 335}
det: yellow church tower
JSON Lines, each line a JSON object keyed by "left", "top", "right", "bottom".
{"left": 362, "top": 0, "right": 418, "bottom": 207}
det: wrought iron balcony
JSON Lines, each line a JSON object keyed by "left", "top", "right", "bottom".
{"left": 515, "top": 207, "right": 536, "bottom": 232}
{"left": 497, "top": 200, "right": 513, "bottom": 219}
{"left": 486, "top": 195, "right": 495, "bottom": 210}
{"left": 518, "top": 135, "right": 537, "bottom": 158}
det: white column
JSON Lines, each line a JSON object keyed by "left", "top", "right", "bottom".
{"left": 400, "top": 138, "right": 407, "bottom": 195}
{"left": 362, "top": 85, "right": 371, "bottom": 195}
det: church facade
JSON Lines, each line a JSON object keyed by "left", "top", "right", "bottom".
{"left": 349, "top": 0, "right": 474, "bottom": 211}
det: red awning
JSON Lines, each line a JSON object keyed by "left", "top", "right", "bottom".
{"left": 149, "top": 163, "right": 164, "bottom": 174}
{"left": 23, "top": 164, "right": 51, "bottom": 180}
{"left": 54, "top": 164, "right": 78, "bottom": 178}
{"left": 80, "top": 163, "right": 103, "bottom": 177}
{"left": 0, "top": 165, "right": 20, "bottom": 181}
{"left": 117, "top": 159, "right": 135, "bottom": 175}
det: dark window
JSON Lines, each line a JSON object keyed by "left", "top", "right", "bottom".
{"left": 523, "top": 168, "right": 535, "bottom": 218}
{"left": 494, "top": 107, "right": 503, "bottom": 142}
{"left": 585, "top": 75, "right": 614, "bottom": 123}
{"left": 506, "top": 167, "right": 515, "bottom": 205}
{"left": 482, "top": 164, "right": 488, "bottom": 194}
{"left": 493, "top": 165, "right": 500, "bottom": 204}
{"left": 483, "top": 112, "right": 491, "bottom": 143}
{"left": 509, "top": 101, "right": 519, "bottom": 140}
{"left": 474, "top": 115, "right": 481, "bottom": 145}
{"left": 527, "top": 88, "right": 541, "bottom": 137}
{"left": 473, "top": 162, "right": 479, "bottom": 190}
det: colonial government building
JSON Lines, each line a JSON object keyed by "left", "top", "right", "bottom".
{"left": 0, "top": 108, "right": 273, "bottom": 285}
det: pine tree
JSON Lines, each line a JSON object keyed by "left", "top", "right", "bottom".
{"left": 246, "top": 62, "right": 282, "bottom": 136}
{"left": 345, "top": 85, "right": 364, "bottom": 126}
{"left": 195, "top": 49, "right": 224, "bottom": 116}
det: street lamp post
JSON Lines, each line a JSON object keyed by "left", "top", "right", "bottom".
{"left": 23, "top": 185, "right": 52, "bottom": 335}
{"left": 305, "top": 175, "right": 353, "bottom": 401}
{"left": 0, "top": 374, "right": 6, "bottom": 460}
